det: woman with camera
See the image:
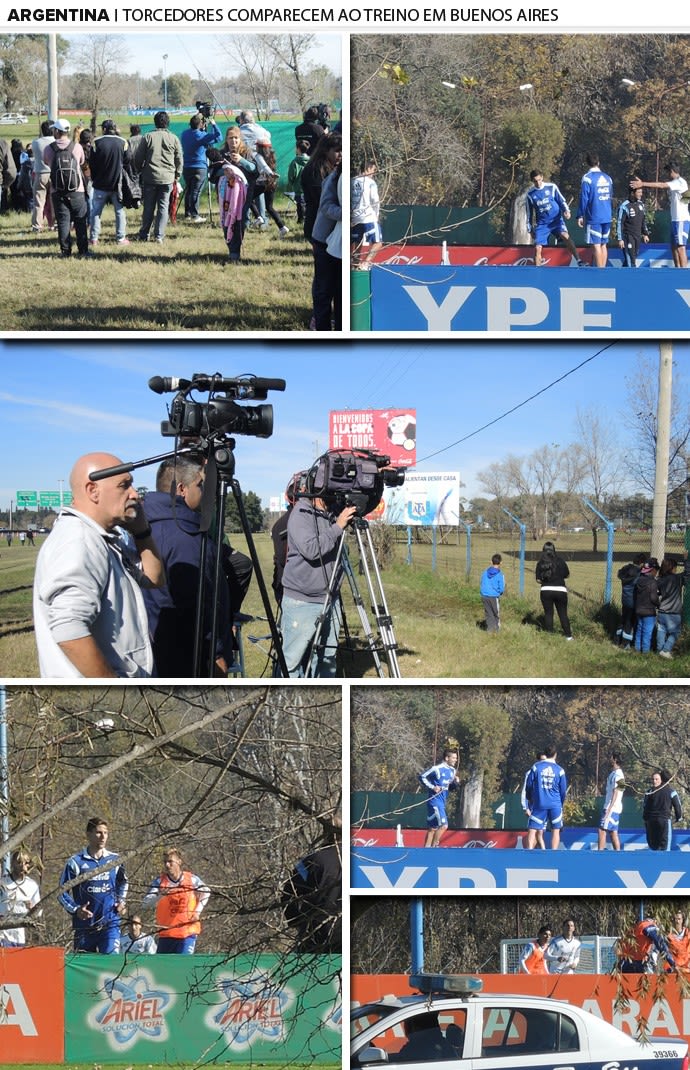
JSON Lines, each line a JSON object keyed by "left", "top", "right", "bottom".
{"left": 217, "top": 126, "right": 257, "bottom": 263}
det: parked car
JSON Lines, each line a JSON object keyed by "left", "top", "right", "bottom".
{"left": 351, "top": 974, "right": 689, "bottom": 1069}
{"left": 0, "top": 113, "right": 29, "bottom": 125}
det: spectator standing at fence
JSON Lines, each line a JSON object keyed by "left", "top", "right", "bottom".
{"left": 520, "top": 925, "right": 552, "bottom": 973}
{"left": 598, "top": 752, "right": 626, "bottom": 851}
{"left": 546, "top": 918, "right": 581, "bottom": 974}
{"left": 634, "top": 558, "right": 660, "bottom": 653}
{"left": 616, "top": 552, "right": 646, "bottom": 649}
{"left": 656, "top": 554, "right": 690, "bottom": 659}
{"left": 120, "top": 914, "right": 157, "bottom": 955}
{"left": 479, "top": 553, "right": 506, "bottom": 633}
{"left": 535, "top": 541, "right": 573, "bottom": 639}
{"left": 643, "top": 770, "right": 682, "bottom": 851}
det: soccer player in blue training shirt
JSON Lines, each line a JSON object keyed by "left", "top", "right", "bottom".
{"left": 523, "top": 746, "right": 567, "bottom": 850}
{"left": 577, "top": 151, "right": 614, "bottom": 268}
{"left": 419, "top": 747, "right": 460, "bottom": 847}
{"left": 58, "top": 816, "right": 128, "bottom": 952}
{"left": 526, "top": 170, "right": 580, "bottom": 266}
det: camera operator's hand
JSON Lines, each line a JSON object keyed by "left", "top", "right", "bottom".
{"left": 121, "top": 499, "right": 149, "bottom": 537}
{"left": 335, "top": 505, "right": 358, "bottom": 529}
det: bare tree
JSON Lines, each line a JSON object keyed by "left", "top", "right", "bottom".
{"left": 225, "top": 36, "right": 282, "bottom": 119}
{"left": 263, "top": 34, "right": 316, "bottom": 113}
{"left": 67, "top": 33, "right": 131, "bottom": 130}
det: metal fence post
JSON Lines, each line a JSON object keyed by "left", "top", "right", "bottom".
{"left": 582, "top": 498, "right": 615, "bottom": 604}
{"left": 502, "top": 508, "right": 526, "bottom": 595}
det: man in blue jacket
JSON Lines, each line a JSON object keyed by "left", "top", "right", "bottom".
{"left": 180, "top": 111, "right": 221, "bottom": 222}
{"left": 479, "top": 553, "right": 506, "bottom": 633}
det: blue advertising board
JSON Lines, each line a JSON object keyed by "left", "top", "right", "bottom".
{"left": 370, "top": 265, "right": 690, "bottom": 332}
{"left": 351, "top": 847, "right": 690, "bottom": 890}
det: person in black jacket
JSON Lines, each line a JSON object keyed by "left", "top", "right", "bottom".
{"left": 656, "top": 553, "right": 690, "bottom": 658}
{"left": 616, "top": 553, "right": 646, "bottom": 649}
{"left": 643, "top": 770, "right": 682, "bottom": 851}
{"left": 535, "top": 541, "right": 573, "bottom": 639}
{"left": 634, "top": 558, "right": 660, "bottom": 653}
{"left": 89, "top": 119, "right": 132, "bottom": 245}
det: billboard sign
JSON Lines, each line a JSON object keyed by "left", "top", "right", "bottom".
{"left": 370, "top": 265, "right": 690, "bottom": 332}
{"left": 372, "top": 244, "right": 675, "bottom": 268}
{"left": 329, "top": 409, "right": 416, "bottom": 468}
{"left": 16, "top": 491, "right": 38, "bottom": 509}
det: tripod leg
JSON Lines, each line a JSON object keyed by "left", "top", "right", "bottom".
{"left": 340, "top": 546, "right": 385, "bottom": 678}
{"left": 302, "top": 530, "right": 348, "bottom": 678}
{"left": 353, "top": 523, "right": 402, "bottom": 678}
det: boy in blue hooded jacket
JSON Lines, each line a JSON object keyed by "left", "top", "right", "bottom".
{"left": 480, "top": 553, "right": 506, "bottom": 633}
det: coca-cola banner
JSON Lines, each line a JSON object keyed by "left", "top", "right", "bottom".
{"left": 371, "top": 244, "right": 674, "bottom": 268}
{"left": 351, "top": 827, "right": 690, "bottom": 850}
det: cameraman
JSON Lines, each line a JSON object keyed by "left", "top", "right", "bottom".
{"left": 180, "top": 110, "right": 221, "bottom": 223}
{"left": 281, "top": 493, "right": 356, "bottom": 676}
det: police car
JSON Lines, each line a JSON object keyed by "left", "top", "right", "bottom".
{"left": 351, "top": 974, "right": 689, "bottom": 1070}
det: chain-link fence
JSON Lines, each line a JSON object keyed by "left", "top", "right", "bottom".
{"left": 384, "top": 524, "right": 689, "bottom": 614}
{"left": 500, "top": 936, "right": 618, "bottom": 974}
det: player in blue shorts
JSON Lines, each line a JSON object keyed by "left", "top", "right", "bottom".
{"left": 523, "top": 746, "right": 567, "bottom": 850}
{"left": 526, "top": 170, "right": 580, "bottom": 266}
{"left": 577, "top": 151, "right": 614, "bottom": 267}
{"left": 58, "top": 816, "right": 128, "bottom": 953}
{"left": 419, "top": 747, "right": 460, "bottom": 847}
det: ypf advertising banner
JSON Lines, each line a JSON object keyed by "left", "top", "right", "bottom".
{"left": 65, "top": 953, "right": 341, "bottom": 1064}
{"left": 370, "top": 265, "right": 690, "bottom": 332}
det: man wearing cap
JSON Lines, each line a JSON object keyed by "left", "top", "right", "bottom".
{"left": 42, "top": 118, "right": 89, "bottom": 257}
{"left": 89, "top": 118, "right": 131, "bottom": 246}
{"left": 631, "top": 162, "right": 690, "bottom": 267}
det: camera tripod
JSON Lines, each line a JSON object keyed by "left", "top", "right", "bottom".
{"left": 306, "top": 516, "right": 401, "bottom": 678}
{"left": 90, "top": 437, "right": 288, "bottom": 679}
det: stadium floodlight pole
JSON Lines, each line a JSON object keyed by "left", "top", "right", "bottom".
{"left": 651, "top": 342, "right": 673, "bottom": 565}
{"left": 162, "top": 53, "right": 168, "bottom": 111}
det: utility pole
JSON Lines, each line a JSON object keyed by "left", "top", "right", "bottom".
{"left": 651, "top": 343, "right": 673, "bottom": 563}
{"left": 47, "top": 34, "right": 58, "bottom": 122}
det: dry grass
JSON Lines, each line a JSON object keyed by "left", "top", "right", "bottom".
{"left": 0, "top": 199, "right": 315, "bottom": 332}
{"left": 3, "top": 529, "right": 686, "bottom": 680}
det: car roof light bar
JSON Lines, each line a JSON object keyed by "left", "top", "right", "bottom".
{"left": 409, "top": 974, "right": 484, "bottom": 996}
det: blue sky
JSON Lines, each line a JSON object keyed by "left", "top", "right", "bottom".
{"left": 0, "top": 339, "right": 686, "bottom": 512}
{"left": 61, "top": 32, "right": 342, "bottom": 79}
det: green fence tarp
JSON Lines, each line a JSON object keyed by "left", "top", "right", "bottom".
{"left": 65, "top": 952, "right": 341, "bottom": 1064}
{"left": 350, "top": 269, "right": 372, "bottom": 330}
{"left": 137, "top": 120, "right": 299, "bottom": 192}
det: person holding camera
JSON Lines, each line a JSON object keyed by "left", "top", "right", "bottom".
{"left": 180, "top": 110, "right": 221, "bottom": 223}
{"left": 280, "top": 493, "right": 357, "bottom": 676}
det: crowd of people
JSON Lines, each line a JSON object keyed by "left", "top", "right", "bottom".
{"left": 617, "top": 551, "right": 690, "bottom": 656}
{"left": 527, "top": 151, "right": 689, "bottom": 267}
{"left": 0, "top": 103, "right": 343, "bottom": 330}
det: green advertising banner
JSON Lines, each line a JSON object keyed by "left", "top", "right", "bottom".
{"left": 65, "top": 952, "right": 341, "bottom": 1064}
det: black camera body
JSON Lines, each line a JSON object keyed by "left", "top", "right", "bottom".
{"left": 151, "top": 372, "right": 285, "bottom": 441}
{"left": 196, "top": 100, "right": 214, "bottom": 119}
{"left": 307, "top": 449, "right": 405, "bottom": 517}
{"left": 316, "top": 102, "right": 331, "bottom": 127}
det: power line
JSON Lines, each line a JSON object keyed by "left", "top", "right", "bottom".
{"left": 416, "top": 342, "right": 617, "bottom": 466}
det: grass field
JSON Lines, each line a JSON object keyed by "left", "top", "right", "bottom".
{"left": 2, "top": 529, "right": 687, "bottom": 679}
{"left": 0, "top": 194, "right": 315, "bottom": 332}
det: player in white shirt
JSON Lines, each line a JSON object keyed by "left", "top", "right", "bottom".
{"left": 631, "top": 161, "right": 690, "bottom": 267}
{"left": 0, "top": 849, "right": 41, "bottom": 947}
{"left": 597, "top": 752, "right": 625, "bottom": 851}
{"left": 546, "top": 918, "right": 581, "bottom": 974}
{"left": 351, "top": 159, "right": 382, "bottom": 269}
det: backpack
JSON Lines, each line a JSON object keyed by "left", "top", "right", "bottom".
{"left": 50, "top": 142, "right": 81, "bottom": 193}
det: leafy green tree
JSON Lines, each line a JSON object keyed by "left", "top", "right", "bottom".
{"left": 225, "top": 489, "right": 265, "bottom": 533}
{"left": 163, "top": 71, "right": 192, "bottom": 109}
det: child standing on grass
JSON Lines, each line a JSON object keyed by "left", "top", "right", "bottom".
{"left": 479, "top": 553, "right": 505, "bottom": 633}
{"left": 287, "top": 139, "right": 310, "bottom": 224}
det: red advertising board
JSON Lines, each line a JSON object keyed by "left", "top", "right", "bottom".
{"left": 329, "top": 409, "right": 416, "bottom": 468}
{"left": 0, "top": 947, "right": 65, "bottom": 1063}
{"left": 352, "top": 973, "right": 690, "bottom": 1043}
{"left": 372, "top": 245, "right": 573, "bottom": 267}
{"left": 351, "top": 828, "right": 522, "bottom": 848}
